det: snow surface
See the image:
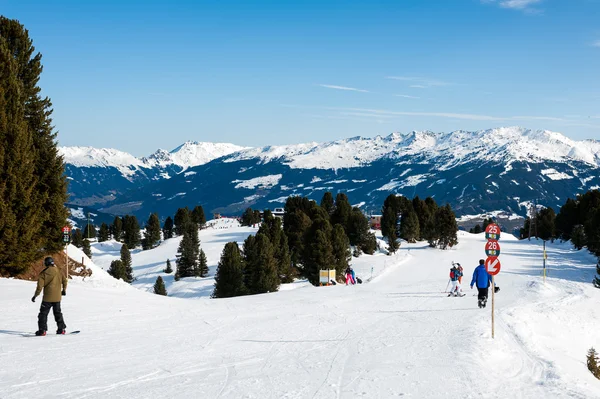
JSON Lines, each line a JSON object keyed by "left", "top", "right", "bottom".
{"left": 2, "top": 222, "right": 600, "bottom": 398}
{"left": 232, "top": 174, "right": 283, "bottom": 190}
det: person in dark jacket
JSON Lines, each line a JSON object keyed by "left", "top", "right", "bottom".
{"left": 470, "top": 259, "right": 493, "bottom": 308}
{"left": 32, "top": 257, "right": 67, "bottom": 335}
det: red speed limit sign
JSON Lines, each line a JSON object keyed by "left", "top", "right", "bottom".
{"left": 485, "top": 240, "right": 501, "bottom": 256}
{"left": 485, "top": 223, "right": 501, "bottom": 240}
{"left": 485, "top": 256, "right": 501, "bottom": 275}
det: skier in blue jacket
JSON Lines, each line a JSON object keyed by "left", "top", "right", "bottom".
{"left": 470, "top": 259, "right": 493, "bottom": 308}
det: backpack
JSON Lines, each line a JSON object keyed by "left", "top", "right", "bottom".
{"left": 450, "top": 269, "right": 455, "bottom": 279}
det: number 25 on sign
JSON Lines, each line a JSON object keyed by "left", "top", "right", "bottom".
{"left": 485, "top": 223, "right": 501, "bottom": 240}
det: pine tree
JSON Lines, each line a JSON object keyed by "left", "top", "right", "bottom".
{"left": 400, "top": 209, "right": 420, "bottom": 243}
{"left": 212, "top": 242, "right": 246, "bottom": 298}
{"left": 111, "top": 216, "right": 123, "bottom": 242}
{"left": 587, "top": 348, "right": 600, "bottom": 379}
{"left": 241, "top": 207, "right": 257, "bottom": 226}
{"left": 244, "top": 233, "right": 279, "bottom": 294}
{"left": 142, "top": 213, "right": 161, "bottom": 250}
{"left": 0, "top": 17, "right": 68, "bottom": 272}
{"left": 282, "top": 201, "right": 312, "bottom": 268}
{"left": 191, "top": 205, "right": 206, "bottom": 229}
{"left": 175, "top": 223, "right": 198, "bottom": 279}
{"left": 174, "top": 207, "right": 190, "bottom": 236}
{"left": 71, "top": 229, "right": 83, "bottom": 248}
{"left": 122, "top": 215, "right": 141, "bottom": 249}
{"left": 82, "top": 239, "right": 92, "bottom": 259}
{"left": 555, "top": 198, "right": 579, "bottom": 241}
{"left": 435, "top": 204, "right": 459, "bottom": 250}
{"left": 84, "top": 222, "right": 96, "bottom": 239}
{"left": 162, "top": 216, "right": 174, "bottom": 240}
{"left": 198, "top": 249, "right": 209, "bottom": 277}
{"left": 0, "top": 27, "right": 44, "bottom": 276}
{"left": 347, "top": 207, "right": 370, "bottom": 247}
{"left": 331, "top": 193, "right": 352, "bottom": 230}
{"left": 331, "top": 224, "right": 351, "bottom": 278}
{"left": 278, "top": 232, "right": 294, "bottom": 283}
{"left": 302, "top": 218, "right": 334, "bottom": 285}
{"left": 98, "top": 223, "right": 110, "bottom": 242}
{"left": 153, "top": 276, "right": 167, "bottom": 296}
{"left": 164, "top": 259, "right": 173, "bottom": 274}
{"left": 571, "top": 225, "right": 587, "bottom": 250}
{"left": 473, "top": 224, "right": 482, "bottom": 234}
{"left": 320, "top": 192, "right": 335, "bottom": 216}
{"left": 108, "top": 259, "right": 126, "bottom": 281}
{"left": 120, "top": 244, "right": 133, "bottom": 283}
{"left": 536, "top": 207, "right": 556, "bottom": 241}
{"left": 361, "top": 232, "right": 377, "bottom": 255}
{"left": 387, "top": 229, "right": 400, "bottom": 253}
{"left": 593, "top": 262, "right": 600, "bottom": 289}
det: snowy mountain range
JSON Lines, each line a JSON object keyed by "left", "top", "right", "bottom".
{"left": 60, "top": 127, "right": 600, "bottom": 223}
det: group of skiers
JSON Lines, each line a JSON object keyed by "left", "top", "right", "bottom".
{"left": 344, "top": 266, "right": 362, "bottom": 285}
{"left": 448, "top": 259, "right": 498, "bottom": 308}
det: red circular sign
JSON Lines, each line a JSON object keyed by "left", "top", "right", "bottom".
{"left": 485, "top": 240, "right": 501, "bottom": 257}
{"left": 62, "top": 226, "right": 71, "bottom": 233}
{"left": 485, "top": 256, "right": 501, "bottom": 276}
{"left": 485, "top": 223, "right": 501, "bottom": 240}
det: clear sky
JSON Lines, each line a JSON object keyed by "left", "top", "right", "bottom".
{"left": 2, "top": 0, "right": 600, "bottom": 156}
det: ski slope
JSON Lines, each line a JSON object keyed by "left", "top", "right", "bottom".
{"left": 1, "top": 225, "right": 600, "bottom": 398}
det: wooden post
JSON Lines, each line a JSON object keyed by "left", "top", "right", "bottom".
{"left": 65, "top": 244, "right": 69, "bottom": 279}
{"left": 491, "top": 275, "right": 495, "bottom": 339}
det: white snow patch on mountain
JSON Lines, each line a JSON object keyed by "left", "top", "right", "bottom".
{"left": 232, "top": 174, "right": 283, "bottom": 189}
{"left": 167, "top": 192, "right": 186, "bottom": 200}
{"left": 310, "top": 176, "right": 323, "bottom": 183}
{"left": 268, "top": 196, "right": 290, "bottom": 203}
{"left": 184, "top": 171, "right": 197, "bottom": 177}
{"left": 541, "top": 168, "right": 574, "bottom": 180}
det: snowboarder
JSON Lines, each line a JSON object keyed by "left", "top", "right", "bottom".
{"left": 470, "top": 259, "right": 493, "bottom": 308}
{"left": 345, "top": 266, "right": 356, "bottom": 285}
{"left": 448, "top": 264, "right": 464, "bottom": 297}
{"left": 32, "top": 257, "right": 68, "bottom": 335}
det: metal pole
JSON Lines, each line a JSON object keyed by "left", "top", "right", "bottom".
{"left": 543, "top": 240, "right": 546, "bottom": 283}
{"left": 65, "top": 243, "right": 69, "bottom": 279}
{"left": 492, "top": 275, "right": 495, "bottom": 339}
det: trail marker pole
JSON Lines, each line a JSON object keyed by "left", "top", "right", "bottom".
{"left": 62, "top": 226, "right": 71, "bottom": 279}
{"left": 492, "top": 275, "right": 495, "bottom": 338}
{"left": 543, "top": 240, "right": 547, "bottom": 284}
{"left": 485, "top": 223, "right": 501, "bottom": 339}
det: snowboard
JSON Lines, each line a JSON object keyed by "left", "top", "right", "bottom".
{"left": 22, "top": 330, "right": 80, "bottom": 337}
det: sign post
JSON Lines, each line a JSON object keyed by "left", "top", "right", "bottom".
{"left": 62, "top": 226, "right": 71, "bottom": 279}
{"left": 484, "top": 223, "right": 501, "bottom": 339}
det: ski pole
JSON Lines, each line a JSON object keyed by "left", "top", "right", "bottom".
{"left": 444, "top": 279, "right": 450, "bottom": 293}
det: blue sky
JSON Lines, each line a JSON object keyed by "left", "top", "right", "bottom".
{"left": 2, "top": 0, "right": 600, "bottom": 155}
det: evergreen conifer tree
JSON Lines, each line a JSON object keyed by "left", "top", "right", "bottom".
{"left": 82, "top": 239, "right": 92, "bottom": 259}
{"left": 320, "top": 192, "right": 335, "bottom": 216}
{"left": 331, "top": 193, "right": 352, "bottom": 231}
{"left": 241, "top": 207, "right": 256, "bottom": 226}
{"left": 571, "top": 225, "right": 587, "bottom": 250}
{"left": 164, "top": 259, "right": 173, "bottom": 274}
{"left": 536, "top": 207, "right": 556, "bottom": 241}
{"left": 246, "top": 233, "right": 279, "bottom": 294}
{"left": 361, "top": 232, "right": 377, "bottom": 255}
{"left": 98, "top": 223, "right": 110, "bottom": 242}
{"left": 175, "top": 223, "right": 198, "bottom": 279}
{"left": 587, "top": 348, "right": 600, "bottom": 379}
{"left": 120, "top": 244, "right": 134, "bottom": 283}
{"left": 122, "top": 215, "right": 141, "bottom": 249}
{"left": 142, "top": 213, "right": 161, "bottom": 250}
{"left": 593, "top": 262, "right": 600, "bottom": 289}
{"left": 71, "top": 229, "right": 83, "bottom": 248}
{"left": 111, "top": 216, "right": 123, "bottom": 242}
{"left": 153, "top": 276, "right": 167, "bottom": 296}
{"left": 212, "top": 242, "right": 246, "bottom": 298}
{"left": 302, "top": 218, "right": 334, "bottom": 285}
{"left": 400, "top": 209, "right": 420, "bottom": 243}
{"left": 282, "top": 202, "right": 312, "bottom": 268}
{"left": 473, "top": 224, "right": 482, "bottom": 234}
{"left": 199, "top": 249, "right": 209, "bottom": 277}
{"left": 191, "top": 205, "right": 206, "bottom": 229}
{"left": 387, "top": 229, "right": 400, "bottom": 253}
{"left": 84, "top": 222, "right": 96, "bottom": 240}
{"left": 174, "top": 207, "right": 190, "bottom": 236}
{"left": 108, "top": 259, "right": 126, "bottom": 281}
{"left": 555, "top": 198, "right": 579, "bottom": 240}
{"left": 278, "top": 232, "right": 294, "bottom": 283}
{"left": 331, "top": 224, "right": 351, "bottom": 278}
{"left": 162, "top": 216, "right": 174, "bottom": 240}
{"left": 347, "top": 207, "right": 370, "bottom": 247}
{"left": 435, "top": 204, "right": 459, "bottom": 250}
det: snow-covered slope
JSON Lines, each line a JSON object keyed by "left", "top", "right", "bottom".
{"left": 143, "top": 141, "right": 249, "bottom": 170}
{"left": 2, "top": 224, "right": 600, "bottom": 398}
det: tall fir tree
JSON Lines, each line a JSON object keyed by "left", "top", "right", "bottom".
{"left": 162, "top": 216, "right": 174, "bottom": 240}
{"left": 320, "top": 192, "right": 335, "bottom": 216}
{"left": 331, "top": 224, "right": 351, "bottom": 279}
{"left": 84, "top": 222, "right": 96, "bottom": 239}
{"left": 400, "top": 209, "right": 420, "bottom": 243}
{"left": 198, "top": 249, "right": 209, "bottom": 277}
{"left": 244, "top": 233, "right": 279, "bottom": 294}
{"left": 212, "top": 242, "right": 246, "bottom": 298}
{"left": 536, "top": 207, "right": 556, "bottom": 241}
{"left": 347, "top": 207, "right": 370, "bottom": 247}
{"left": 108, "top": 259, "right": 126, "bottom": 281}
{"left": 142, "top": 213, "right": 161, "bottom": 250}
{"left": 98, "top": 223, "right": 110, "bottom": 242}
{"left": 0, "top": 25, "right": 44, "bottom": 275}
{"left": 71, "top": 229, "right": 83, "bottom": 248}
{"left": 174, "top": 207, "right": 190, "bottom": 236}
{"left": 175, "top": 223, "right": 199, "bottom": 279}
{"left": 120, "top": 244, "right": 134, "bottom": 283}
{"left": 191, "top": 205, "right": 206, "bottom": 229}
{"left": 122, "top": 215, "right": 141, "bottom": 249}
{"left": 571, "top": 225, "right": 587, "bottom": 250}
{"left": 387, "top": 229, "right": 400, "bottom": 253}
{"left": 587, "top": 348, "right": 600, "bottom": 379}
{"left": 241, "top": 207, "right": 260, "bottom": 226}
{"left": 153, "top": 276, "right": 167, "bottom": 296}
{"left": 331, "top": 193, "right": 352, "bottom": 231}
{"left": 283, "top": 198, "right": 313, "bottom": 267}
{"left": 111, "top": 216, "right": 123, "bottom": 242}
{"left": 555, "top": 198, "right": 579, "bottom": 240}
{"left": 0, "top": 18, "right": 68, "bottom": 273}
{"left": 82, "top": 239, "right": 92, "bottom": 259}
{"left": 278, "top": 232, "right": 294, "bottom": 283}
{"left": 164, "top": 259, "right": 173, "bottom": 274}
{"left": 435, "top": 204, "right": 458, "bottom": 250}
{"left": 302, "top": 218, "right": 334, "bottom": 285}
